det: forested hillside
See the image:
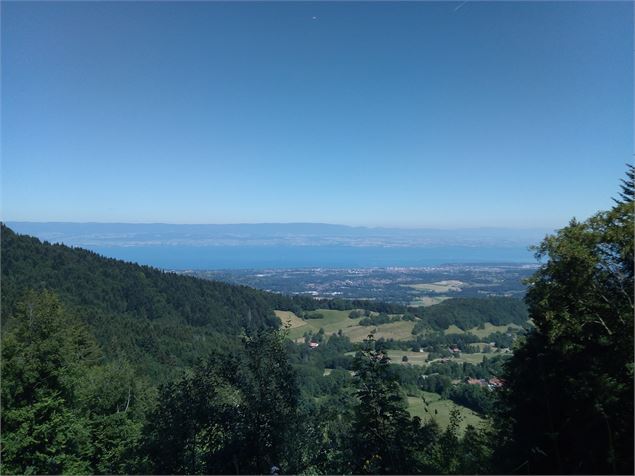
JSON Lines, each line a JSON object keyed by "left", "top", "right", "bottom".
{"left": 1, "top": 168, "right": 633, "bottom": 476}
{"left": 1, "top": 224, "right": 283, "bottom": 380}
{"left": 412, "top": 297, "right": 528, "bottom": 333}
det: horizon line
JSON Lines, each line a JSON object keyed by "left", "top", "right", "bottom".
{"left": 3, "top": 220, "right": 556, "bottom": 232}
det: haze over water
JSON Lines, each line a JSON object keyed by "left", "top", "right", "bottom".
{"left": 8, "top": 222, "right": 541, "bottom": 269}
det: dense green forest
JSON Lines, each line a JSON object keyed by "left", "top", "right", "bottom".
{"left": 411, "top": 297, "right": 529, "bottom": 333}
{"left": 1, "top": 167, "right": 633, "bottom": 474}
{"left": 1, "top": 225, "right": 283, "bottom": 381}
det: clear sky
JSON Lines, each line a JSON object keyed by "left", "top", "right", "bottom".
{"left": 2, "top": 1, "right": 632, "bottom": 228}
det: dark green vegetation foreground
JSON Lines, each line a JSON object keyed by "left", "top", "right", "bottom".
{"left": 1, "top": 169, "right": 633, "bottom": 474}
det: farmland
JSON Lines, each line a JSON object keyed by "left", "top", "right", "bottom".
{"left": 443, "top": 324, "right": 465, "bottom": 335}
{"left": 408, "top": 296, "right": 451, "bottom": 307}
{"left": 407, "top": 392, "right": 484, "bottom": 432}
{"left": 386, "top": 350, "right": 430, "bottom": 365}
{"left": 419, "top": 352, "right": 493, "bottom": 366}
{"left": 443, "top": 322, "right": 524, "bottom": 337}
{"left": 404, "top": 280, "right": 464, "bottom": 293}
{"left": 467, "top": 322, "right": 524, "bottom": 339}
{"left": 275, "top": 309, "right": 416, "bottom": 342}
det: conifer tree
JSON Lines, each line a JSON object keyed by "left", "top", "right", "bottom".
{"left": 613, "top": 163, "right": 634, "bottom": 205}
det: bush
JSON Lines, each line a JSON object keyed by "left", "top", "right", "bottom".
{"left": 304, "top": 312, "right": 324, "bottom": 320}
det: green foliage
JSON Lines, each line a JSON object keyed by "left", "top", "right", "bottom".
{"left": 143, "top": 358, "right": 247, "bottom": 474}
{"left": 359, "top": 312, "right": 401, "bottom": 326}
{"left": 144, "top": 328, "right": 299, "bottom": 475}
{"left": 0, "top": 286, "right": 491, "bottom": 475}
{"left": 458, "top": 424, "right": 493, "bottom": 474}
{"left": 350, "top": 335, "right": 438, "bottom": 474}
{"left": 412, "top": 297, "right": 528, "bottom": 333}
{"left": 613, "top": 163, "right": 634, "bottom": 205}
{"left": 419, "top": 374, "right": 452, "bottom": 395}
{"left": 290, "top": 387, "right": 357, "bottom": 474}
{"left": 428, "top": 408, "right": 462, "bottom": 473}
{"left": 447, "top": 384, "right": 495, "bottom": 415}
{"left": 494, "top": 176, "right": 634, "bottom": 473}
{"left": 485, "top": 330, "right": 514, "bottom": 348}
{"left": 1, "top": 291, "right": 149, "bottom": 475}
{"left": 1, "top": 225, "right": 278, "bottom": 331}
{"left": 0, "top": 225, "right": 284, "bottom": 382}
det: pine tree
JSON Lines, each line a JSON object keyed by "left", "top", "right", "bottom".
{"left": 613, "top": 163, "right": 634, "bottom": 205}
{"left": 1, "top": 291, "right": 99, "bottom": 474}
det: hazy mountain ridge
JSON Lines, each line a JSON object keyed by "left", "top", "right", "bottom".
{"left": 6, "top": 222, "right": 552, "bottom": 248}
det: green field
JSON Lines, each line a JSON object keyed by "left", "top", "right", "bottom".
{"left": 276, "top": 309, "right": 416, "bottom": 342}
{"left": 386, "top": 350, "right": 430, "bottom": 365}
{"left": 407, "top": 391, "right": 484, "bottom": 432}
{"left": 277, "top": 309, "right": 353, "bottom": 340}
{"left": 444, "top": 324, "right": 465, "bottom": 335}
{"left": 466, "top": 322, "right": 523, "bottom": 339}
{"left": 427, "top": 352, "right": 492, "bottom": 365}
{"left": 409, "top": 296, "right": 450, "bottom": 307}
{"left": 443, "top": 322, "right": 524, "bottom": 338}
{"left": 403, "top": 280, "right": 464, "bottom": 293}
{"left": 349, "top": 349, "right": 491, "bottom": 367}
{"left": 471, "top": 342, "right": 494, "bottom": 352}
{"left": 453, "top": 352, "right": 490, "bottom": 364}
{"left": 275, "top": 310, "right": 307, "bottom": 329}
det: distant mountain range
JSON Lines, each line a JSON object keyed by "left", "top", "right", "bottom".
{"left": 5, "top": 222, "right": 552, "bottom": 249}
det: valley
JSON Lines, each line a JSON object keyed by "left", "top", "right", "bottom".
{"left": 273, "top": 299, "right": 528, "bottom": 433}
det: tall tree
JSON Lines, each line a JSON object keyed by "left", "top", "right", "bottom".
{"left": 144, "top": 328, "right": 299, "bottom": 475}
{"left": 350, "top": 334, "right": 436, "bottom": 474}
{"left": 613, "top": 163, "right": 634, "bottom": 205}
{"left": 494, "top": 168, "right": 634, "bottom": 474}
{"left": 241, "top": 328, "right": 300, "bottom": 474}
{"left": 1, "top": 290, "right": 149, "bottom": 475}
{"left": 1, "top": 291, "right": 98, "bottom": 474}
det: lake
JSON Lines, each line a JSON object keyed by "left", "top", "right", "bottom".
{"left": 85, "top": 244, "right": 536, "bottom": 269}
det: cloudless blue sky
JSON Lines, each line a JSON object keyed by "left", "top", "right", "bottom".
{"left": 2, "top": 1, "right": 632, "bottom": 228}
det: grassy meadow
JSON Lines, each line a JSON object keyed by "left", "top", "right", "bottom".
{"left": 407, "top": 391, "right": 484, "bottom": 433}
{"left": 386, "top": 350, "right": 430, "bottom": 365}
{"left": 467, "top": 322, "right": 523, "bottom": 339}
{"left": 403, "top": 280, "right": 464, "bottom": 293}
{"left": 275, "top": 309, "right": 416, "bottom": 342}
{"left": 408, "top": 296, "right": 451, "bottom": 307}
{"left": 444, "top": 322, "right": 524, "bottom": 338}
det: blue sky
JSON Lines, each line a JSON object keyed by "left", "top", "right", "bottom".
{"left": 2, "top": 1, "right": 632, "bottom": 228}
